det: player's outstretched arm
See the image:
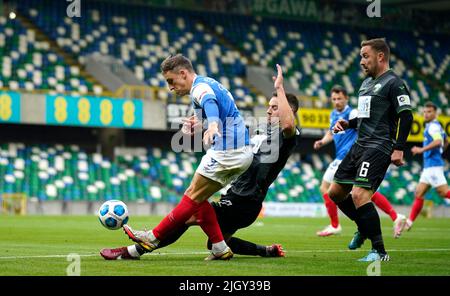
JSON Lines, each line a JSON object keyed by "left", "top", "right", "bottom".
{"left": 272, "top": 64, "right": 296, "bottom": 138}
{"left": 314, "top": 130, "right": 333, "bottom": 150}
{"left": 411, "top": 139, "right": 443, "bottom": 155}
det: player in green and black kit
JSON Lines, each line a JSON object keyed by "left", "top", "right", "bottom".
{"left": 100, "top": 65, "right": 299, "bottom": 260}
{"left": 329, "top": 38, "right": 413, "bottom": 262}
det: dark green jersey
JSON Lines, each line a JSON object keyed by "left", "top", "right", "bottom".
{"left": 356, "top": 70, "right": 412, "bottom": 155}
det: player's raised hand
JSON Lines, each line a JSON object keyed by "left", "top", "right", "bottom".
{"left": 391, "top": 150, "right": 405, "bottom": 166}
{"left": 203, "top": 121, "right": 221, "bottom": 146}
{"left": 332, "top": 119, "right": 348, "bottom": 133}
{"left": 272, "top": 64, "right": 284, "bottom": 89}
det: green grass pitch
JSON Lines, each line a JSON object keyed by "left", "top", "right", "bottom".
{"left": 0, "top": 215, "right": 449, "bottom": 276}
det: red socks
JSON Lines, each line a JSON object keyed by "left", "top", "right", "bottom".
{"left": 323, "top": 193, "right": 339, "bottom": 228}
{"left": 153, "top": 195, "right": 200, "bottom": 240}
{"left": 409, "top": 197, "right": 424, "bottom": 222}
{"left": 371, "top": 192, "right": 397, "bottom": 221}
{"left": 408, "top": 192, "right": 449, "bottom": 222}
{"left": 196, "top": 201, "right": 224, "bottom": 244}
{"left": 152, "top": 195, "right": 225, "bottom": 245}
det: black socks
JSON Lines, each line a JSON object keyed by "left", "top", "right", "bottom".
{"left": 356, "top": 202, "right": 386, "bottom": 254}
{"left": 227, "top": 237, "right": 268, "bottom": 257}
{"left": 134, "top": 243, "right": 147, "bottom": 255}
{"left": 336, "top": 195, "right": 358, "bottom": 221}
{"left": 337, "top": 195, "right": 386, "bottom": 254}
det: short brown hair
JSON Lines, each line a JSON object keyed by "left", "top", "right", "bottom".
{"left": 361, "top": 38, "right": 390, "bottom": 62}
{"left": 330, "top": 84, "right": 348, "bottom": 97}
{"left": 160, "top": 54, "right": 194, "bottom": 73}
{"left": 271, "top": 91, "right": 299, "bottom": 113}
{"left": 424, "top": 101, "right": 437, "bottom": 110}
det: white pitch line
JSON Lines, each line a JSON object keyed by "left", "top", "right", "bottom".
{"left": 0, "top": 251, "right": 210, "bottom": 260}
{"left": 0, "top": 248, "right": 449, "bottom": 260}
{"left": 0, "top": 254, "right": 99, "bottom": 259}
{"left": 288, "top": 248, "right": 450, "bottom": 253}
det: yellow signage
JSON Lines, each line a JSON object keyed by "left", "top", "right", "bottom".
{"left": 297, "top": 108, "right": 331, "bottom": 129}
{"left": 297, "top": 108, "right": 450, "bottom": 142}
{"left": 408, "top": 114, "right": 450, "bottom": 143}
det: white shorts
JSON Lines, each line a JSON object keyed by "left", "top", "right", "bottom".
{"left": 196, "top": 145, "right": 253, "bottom": 186}
{"left": 323, "top": 159, "right": 342, "bottom": 183}
{"left": 419, "top": 166, "right": 448, "bottom": 188}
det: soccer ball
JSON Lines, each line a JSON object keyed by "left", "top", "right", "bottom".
{"left": 97, "top": 200, "right": 129, "bottom": 230}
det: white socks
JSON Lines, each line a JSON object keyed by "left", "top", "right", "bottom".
{"left": 148, "top": 230, "right": 160, "bottom": 246}
{"left": 127, "top": 245, "right": 141, "bottom": 258}
{"left": 211, "top": 240, "right": 228, "bottom": 254}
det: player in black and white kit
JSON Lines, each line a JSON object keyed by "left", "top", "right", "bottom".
{"left": 100, "top": 64, "right": 301, "bottom": 260}
{"left": 329, "top": 38, "right": 413, "bottom": 262}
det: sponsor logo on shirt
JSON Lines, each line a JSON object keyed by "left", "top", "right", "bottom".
{"left": 397, "top": 95, "right": 410, "bottom": 106}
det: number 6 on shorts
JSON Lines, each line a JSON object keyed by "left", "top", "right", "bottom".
{"left": 359, "top": 161, "right": 370, "bottom": 178}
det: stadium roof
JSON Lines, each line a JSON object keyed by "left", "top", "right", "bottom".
{"left": 336, "top": 0, "right": 450, "bottom": 11}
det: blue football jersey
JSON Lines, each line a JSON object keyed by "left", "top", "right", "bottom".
{"left": 190, "top": 75, "right": 249, "bottom": 150}
{"left": 423, "top": 120, "right": 445, "bottom": 168}
{"left": 330, "top": 105, "right": 358, "bottom": 160}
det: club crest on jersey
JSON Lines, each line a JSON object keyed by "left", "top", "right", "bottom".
{"left": 397, "top": 95, "right": 410, "bottom": 106}
{"left": 373, "top": 83, "right": 382, "bottom": 93}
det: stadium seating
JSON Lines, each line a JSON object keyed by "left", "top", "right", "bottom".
{"left": 9, "top": 0, "right": 446, "bottom": 112}
{"left": 198, "top": 12, "right": 449, "bottom": 112}
{"left": 16, "top": 0, "right": 259, "bottom": 108}
{"left": 0, "top": 14, "right": 94, "bottom": 95}
{"left": 0, "top": 143, "right": 173, "bottom": 203}
{"left": 1, "top": 142, "right": 447, "bottom": 206}
{"left": 1, "top": 2, "right": 448, "bottom": 209}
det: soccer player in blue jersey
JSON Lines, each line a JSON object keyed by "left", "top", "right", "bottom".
{"left": 123, "top": 54, "right": 253, "bottom": 260}
{"left": 314, "top": 85, "right": 358, "bottom": 236}
{"left": 315, "top": 85, "right": 406, "bottom": 239}
{"left": 101, "top": 64, "right": 297, "bottom": 261}
{"left": 402, "top": 102, "right": 449, "bottom": 233}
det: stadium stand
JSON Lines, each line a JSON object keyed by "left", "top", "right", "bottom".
{"left": 0, "top": 0, "right": 448, "bottom": 214}
{"left": 198, "top": 12, "right": 449, "bottom": 112}
{"left": 15, "top": 0, "right": 260, "bottom": 107}
{"left": 10, "top": 0, "right": 448, "bottom": 112}
{"left": 1, "top": 142, "right": 447, "bottom": 206}
{"left": 0, "top": 14, "right": 96, "bottom": 95}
